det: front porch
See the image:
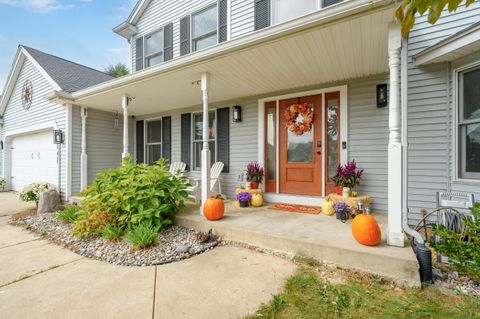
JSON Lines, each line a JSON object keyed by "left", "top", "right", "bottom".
{"left": 176, "top": 201, "right": 419, "bottom": 287}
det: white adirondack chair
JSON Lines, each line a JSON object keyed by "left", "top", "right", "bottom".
{"left": 189, "top": 162, "right": 225, "bottom": 204}
{"left": 169, "top": 162, "right": 187, "bottom": 175}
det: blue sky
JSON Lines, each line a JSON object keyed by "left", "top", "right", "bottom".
{"left": 0, "top": 0, "right": 138, "bottom": 90}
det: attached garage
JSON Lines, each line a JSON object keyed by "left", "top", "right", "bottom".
{"left": 10, "top": 131, "right": 58, "bottom": 191}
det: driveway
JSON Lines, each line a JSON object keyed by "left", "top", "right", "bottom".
{"left": 0, "top": 193, "right": 296, "bottom": 319}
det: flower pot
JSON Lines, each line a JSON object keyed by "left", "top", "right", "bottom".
{"left": 335, "top": 186, "right": 343, "bottom": 196}
{"left": 250, "top": 181, "right": 259, "bottom": 189}
{"left": 342, "top": 187, "right": 351, "bottom": 198}
{"left": 239, "top": 200, "right": 249, "bottom": 208}
{"left": 336, "top": 210, "right": 349, "bottom": 223}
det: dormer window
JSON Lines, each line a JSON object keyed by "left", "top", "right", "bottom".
{"left": 192, "top": 4, "right": 218, "bottom": 52}
{"left": 145, "top": 29, "right": 164, "bottom": 67}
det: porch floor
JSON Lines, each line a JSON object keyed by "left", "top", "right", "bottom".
{"left": 176, "top": 201, "right": 420, "bottom": 287}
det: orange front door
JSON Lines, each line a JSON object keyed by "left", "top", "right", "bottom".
{"left": 279, "top": 95, "right": 323, "bottom": 196}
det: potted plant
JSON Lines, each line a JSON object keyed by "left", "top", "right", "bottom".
{"left": 0, "top": 177, "right": 5, "bottom": 192}
{"left": 333, "top": 202, "right": 351, "bottom": 223}
{"left": 236, "top": 192, "right": 252, "bottom": 208}
{"left": 246, "top": 162, "right": 264, "bottom": 190}
{"left": 331, "top": 160, "right": 364, "bottom": 197}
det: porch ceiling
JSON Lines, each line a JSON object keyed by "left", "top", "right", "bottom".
{"left": 70, "top": 5, "right": 394, "bottom": 116}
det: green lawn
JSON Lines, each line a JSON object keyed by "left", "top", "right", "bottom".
{"left": 246, "top": 262, "right": 480, "bottom": 319}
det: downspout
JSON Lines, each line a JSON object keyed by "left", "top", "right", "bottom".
{"left": 401, "top": 39, "right": 424, "bottom": 244}
{"left": 402, "top": 39, "right": 432, "bottom": 284}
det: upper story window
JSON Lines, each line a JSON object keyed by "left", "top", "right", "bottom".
{"left": 458, "top": 66, "right": 480, "bottom": 180}
{"left": 192, "top": 4, "right": 218, "bottom": 51}
{"left": 272, "top": 0, "right": 318, "bottom": 24}
{"left": 145, "top": 30, "right": 164, "bottom": 68}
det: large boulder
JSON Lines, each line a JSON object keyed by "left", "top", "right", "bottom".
{"left": 37, "top": 189, "right": 61, "bottom": 214}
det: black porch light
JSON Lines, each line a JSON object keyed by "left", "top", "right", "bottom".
{"left": 376, "top": 84, "right": 388, "bottom": 108}
{"left": 54, "top": 130, "right": 64, "bottom": 144}
{"left": 233, "top": 105, "right": 242, "bottom": 122}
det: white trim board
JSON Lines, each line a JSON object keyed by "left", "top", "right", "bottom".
{"left": 257, "top": 85, "right": 348, "bottom": 198}
{"left": 264, "top": 193, "right": 324, "bottom": 206}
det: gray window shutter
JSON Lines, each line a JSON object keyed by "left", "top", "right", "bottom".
{"left": 181, "top": 113, "right": 191, "bottom": 170}
{"left": 164, "top": 23, "right": 173, "bottom": 61}
{"left": 218, "top": 0, "right": 228, "bottom": 43}
{"left": 254, "top": 0, "right": 270, "bottom": 31}
{"left": 136, "top": 120, "right": 144, "bottom": 163}
{"left": 135, "top": 37, "right": 144, "bottom": 71}
{"left": 216, "top": 107, "right": 230, "bottom": 173}
{"left": 180, "top": 16, "right": 191, "bottom": 56}
{"left": 162, "top": 116, "right": 172, "bottom": 162}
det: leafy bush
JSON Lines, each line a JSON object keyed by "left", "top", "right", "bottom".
{"left": 431, "top": 202, "right": 480, "bottom": 280}
{"left": 126, "top": 222, "right": 159, "bottom": 249}
{"left": 73, "top": 157, "right": 189, "bottom": 238}
{"left": 0, "top": 177, "right": 6, "bottom": 188}
{"left": 19, "top": 182, "right": 57, "bottom": 205}
{"left": 56, "top": 205, "right": 82, "bottom": 223}
{"left": 100, "top": 224, "right": 124, "bottom": 241}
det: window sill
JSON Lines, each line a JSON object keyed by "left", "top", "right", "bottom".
{"left": 452, "top": 178, "right": 480, "bottom": 186}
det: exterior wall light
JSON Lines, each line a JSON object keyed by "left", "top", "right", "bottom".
{"left": 376, "top": 84, "right": 388, "bottom": 108}
{"left": 54, "top": 130, "right": 64, "bottom": 144}
{"left": 233, "top": 105, "right": 242, "bottom": 122}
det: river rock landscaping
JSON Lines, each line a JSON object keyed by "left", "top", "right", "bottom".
{"left": 11, "top": 213, "right": 219, "bottom": 266}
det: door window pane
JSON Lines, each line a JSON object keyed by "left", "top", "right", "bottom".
{"left": 327, "top": 97, "right": 339, "bottom": 179}
{"left": 287, "top": 124, "right": 314, "bottom": 163}
{"left": 273, "top": 0, "right": 317, "bottom": 24}
{"left": 147, "top": 120, "right": 162, "bottom": 143}
{"left": 267, "top": 108, "right": 276, "bottom": 180}
{"left": 463, "top": 68, "right": 480, "bottom": 121}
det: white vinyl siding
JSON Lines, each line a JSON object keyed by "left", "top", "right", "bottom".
{"left": 0, "top": 58, "right": 67, "bottom": 198}
{"left": 407, "top": 2, "right": 480, "bottom": 224}
{"left": 231, "top": 0, "right": 255, "bottom": 38}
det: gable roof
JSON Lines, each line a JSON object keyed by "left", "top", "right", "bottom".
{"left": 0, "top": 45, "right": 114, "bottom": 116}
{"left": 113, "top": 0, "right": 150, "bottom": 38}
{"left": 22, "top": 46, "right": 114, "bottom": 93}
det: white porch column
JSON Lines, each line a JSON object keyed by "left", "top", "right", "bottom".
{"left": 387, "top": 23, "right": 404, "bottom": 247}
{"left": 122, "top": 95, "right": 130, "bottom": 159}
{"left": 80, "top": 106, "right": 88, "bottom": 190}
{"left": 200, "top": 73, "right": 211, "bottom": 214}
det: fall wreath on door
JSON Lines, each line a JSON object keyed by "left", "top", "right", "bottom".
{"left": 284, "top": 103, "right": 314, "bottom": 136}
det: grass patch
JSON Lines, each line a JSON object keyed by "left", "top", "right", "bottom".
{"left": 246, "top": 268, "right": 480, "bottom": 319}
{"left": 126, "top": 222, "right": 159, "bottom": 249}
{"left": 56, "top": 205, "right": 82, "bottom": 224}
{"left": 100, "top": 224, "right": 124, "bottom": 241}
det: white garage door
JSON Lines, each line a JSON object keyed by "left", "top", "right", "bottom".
{"left": 11, "top": 131, "right": 58, "bottom": 191}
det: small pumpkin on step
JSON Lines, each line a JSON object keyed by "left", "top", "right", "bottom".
{"left": 351, "top": 212, "right": 381, "bottom": 246}
{"left": 203, "top": 195, "right": 225, "bottom": 221}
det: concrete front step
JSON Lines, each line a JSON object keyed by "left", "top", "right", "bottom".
{"left": 176, "top": 202, "right": 420, "bottom": 287}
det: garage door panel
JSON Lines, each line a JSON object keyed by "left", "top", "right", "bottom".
{"left": 11, "top": 131, "right": 58, "bottom": 191}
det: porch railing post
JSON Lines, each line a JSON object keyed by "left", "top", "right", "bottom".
{"left": 122, "top": 95, "right": 130, "bottom": 159}
{"left": 80, "top": 106, "right": 88, "bottom": 190}
{"left": 387, "top": 22, "right": 405, "bottom": 247}
{"left": 200, "top": 72, "right": 211, "bottom": 215}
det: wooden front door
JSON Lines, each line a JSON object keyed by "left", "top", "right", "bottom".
{"left": 279, "top": 95, "right": 323, "bottom": 196}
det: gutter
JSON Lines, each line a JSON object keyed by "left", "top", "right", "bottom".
{"left": 51, "top": 0, "right": 395, "bottom": 104}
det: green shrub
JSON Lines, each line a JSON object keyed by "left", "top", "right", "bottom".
{"left": 100, "top": 224, "right": 124, "bottom": 241}
{"left": 56, "top": 205, "right": 82, "bottom": 223}
{"left": 19, "top": 182, "right": 57, "bottom": 205}
{"left": 73, "top": 156, "right": 189, "bottom": 238}
{"left": 430, "top": 202, "right": 480, "bottom": 280}
{"left": 126, "top": 222, "right": 159, "bottom": 249}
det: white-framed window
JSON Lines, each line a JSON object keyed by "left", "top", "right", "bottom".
{"left": 145, "top": 119, "right": 163, "bottom": 165}
{"left": 272, "top": 0, "right": 318, "bottom": 24}
{"left": 458, "top": 65, "right": 480, "bottom": 180}
{"left": 193, "top": 111, "right": 216, "bottom": 170}
{"left": 192, "top": 3, "right": 218, "bottom": 52}
{"left": 144, "top": 29, "right": 164, "bottom": 68}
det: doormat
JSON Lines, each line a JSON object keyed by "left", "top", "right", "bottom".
{"left": 269, "top": 203, "right": 321, "bottom": 215}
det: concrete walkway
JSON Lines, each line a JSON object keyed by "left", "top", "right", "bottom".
{"left": 0, "top": 194, "right": 297, "bottom": 319}
{"left": 0, "top": 192, "right": 36, "bottom": 216}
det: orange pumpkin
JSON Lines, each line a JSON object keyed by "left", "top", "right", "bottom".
{"left": 203, "top": 195, "right": 225, "bottom": 221}
{"left": 351, "top": 214, "right": 381, "bottom": 246}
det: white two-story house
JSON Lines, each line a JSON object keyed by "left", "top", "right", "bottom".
{"left": 1, "top": 0, "right": 479, "bottom": 248}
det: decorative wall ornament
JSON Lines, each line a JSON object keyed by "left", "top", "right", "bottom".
{"left": 284, "top": 103, "right": 314, "bottom": 136}
{"left": 21, "top": 80, "right": 33, "bottom": 110}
